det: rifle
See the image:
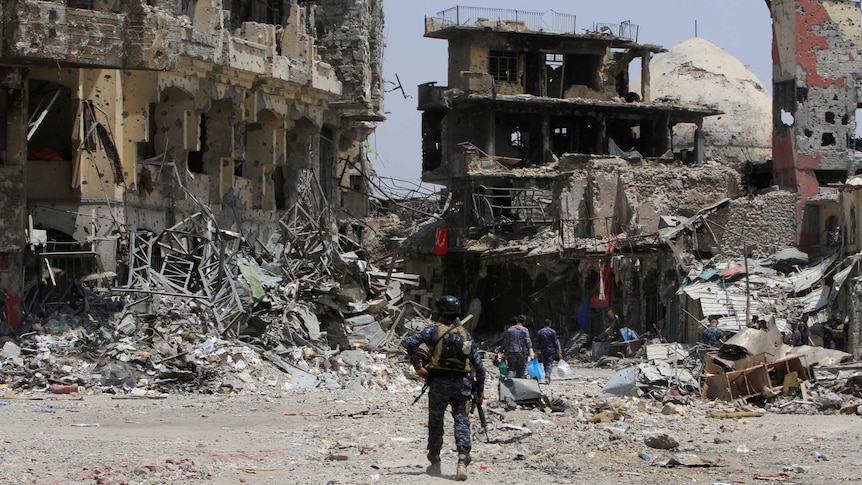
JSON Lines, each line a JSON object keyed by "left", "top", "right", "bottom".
{"left": 411, "top": 380, "right": 429, "bottom": 405}
{"left": 471, "top": 379, "right": 489, "bottom": 442}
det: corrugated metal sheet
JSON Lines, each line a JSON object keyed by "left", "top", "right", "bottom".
{"left": 683, "top": 280, "right": 782, "bottom": 331}
{"left": 787, "top": 254, "right": 838, "bottom": 294}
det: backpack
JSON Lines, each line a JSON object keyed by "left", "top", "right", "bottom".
{"left": 427, "top": 323, "right": 472, "bottom": 372}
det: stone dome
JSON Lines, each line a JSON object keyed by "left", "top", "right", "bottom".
{"left": 634, "top": 37, "right": 772, "bottom": 162}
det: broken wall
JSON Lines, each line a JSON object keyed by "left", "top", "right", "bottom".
{"left": 769, "top": 0, "right": 862, "bottom": 232}
{"left": 442, "top": 29, "right": 639, "bottom": 101}
{"left": 710, "top": 190, "right": 800, "bottom": 258}
{"left": 0, "top": 67, "right": 27, "bottom": 331}
{"left": 314, "top": 0, "right": 385, "bottom": 118}
{"left": 2, "top": 0, "right": 383, "bottom": 324}
{"left": 558, "top": 156, "right": 742, "bottom": 238}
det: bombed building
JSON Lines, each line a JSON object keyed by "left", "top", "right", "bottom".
{"left": 0, "top": 0, "right": 384, "bottom": 333}
{"left": 401, "top": 4, "right": 861, "bottom": 359}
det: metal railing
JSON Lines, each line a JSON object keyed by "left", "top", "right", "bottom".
{"left": 471, "top": 186, "right": 553, "bottom": 228}
{"left": 590, "top": 20, "right": 639, "bottom": 42}
{"left": 426, "top": 7, "right": 577, "bottom": 35}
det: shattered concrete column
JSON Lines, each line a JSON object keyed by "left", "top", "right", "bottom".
{"left": 640, "top": 50, "right": 651, "bottom": 103}
{"left": 851, "top": 276, "right": 862, "bottom": 360}
{"left": 485, "top": 111, "right": 496, "bottom": 156}
{"left": 597, "top": 114, "right": 607, "bottom": 155}
{"left": 695, "top": 121, "right": 705, "bottom": 163}
{"left": 541, "top": 113, "right": 551, "bottom": 164}
{"left": 0, "top": 67, "right": 27, "bottom": 330}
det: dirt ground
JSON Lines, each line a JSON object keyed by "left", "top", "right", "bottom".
{"left": 1, "top": 364, "right": 861, "bottom": 485}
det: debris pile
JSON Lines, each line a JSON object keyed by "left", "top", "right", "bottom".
{"left": 3, "top": 183, "right": 434, "bottom": 396}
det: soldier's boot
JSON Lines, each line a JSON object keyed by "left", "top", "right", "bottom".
{"left": 455, "top": 453, "right": 469, "bottom": 481}
{"left": 426, "top": 451, "right": 441, "bottom": 476}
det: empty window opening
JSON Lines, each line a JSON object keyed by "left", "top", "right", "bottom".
{"left": 545, "top": 53, "right": 565, "bottom": 98}
{"left": 814, "top": 169, "right": 845, "bottom": 185}
{"left": 66, "top": 0, "right": 94, "bottom": 9}
{"left": 489, "top": 51, "right": 519, "bottom": 83}
{"left": 822, "top": 132, "right": 836, "bottom": 146}
{"left": 825, "top": 111, "right": 836, "bottom": 124}
{"left": 545, "top": 53, "right": 563, "bottom": 69}
{"left": 272, "top": 166, "right": 286, "bottom": 210}
{"left": 855, "top": 108, "right": 862, "bottom": 150}
{"left": 234, "top": 159, "right": 245, "bottom": 178}
{"left": 27, "top": 80, "right": 75, "bottom": 160}
{"left": 187, "top": 114, "right": 206, "bottom": 173}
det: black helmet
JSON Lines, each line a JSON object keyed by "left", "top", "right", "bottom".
{"left": 435, "top": 295, "right": 461, "bottom": 316}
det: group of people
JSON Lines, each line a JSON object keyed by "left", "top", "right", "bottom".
{"left": 501, "top": 314, "right": 562, "bottom": 383}
{"left": 400, "top": 299, "right": 566, "bottom": 480}
{"left": 702, "top": 312, "right": 848, "bottom": 352}
{"left": 792, "top": 313, "right": 847, "bottom": 350}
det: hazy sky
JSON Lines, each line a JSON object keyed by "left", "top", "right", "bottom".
{"left": 371, "top": 1, "right": 773, "bottom": 184}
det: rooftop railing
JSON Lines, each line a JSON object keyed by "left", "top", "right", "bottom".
{"left": 426, "top": 6, "right": 577, "bottom": 35}
{"left": 590, "top": 20, "right": 639, "bottom": 42}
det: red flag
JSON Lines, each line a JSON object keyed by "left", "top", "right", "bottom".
{"left": 590, "top": 243, "right": 615, "bottom": 308}
{"left": 433, "top": 227, "right": 448, "bottom": 255}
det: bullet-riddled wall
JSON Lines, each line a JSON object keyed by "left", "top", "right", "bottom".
{"left": 0, "top": 0, "right": 383, "bottom": 326}
{"left": 769, "top": 0, "right": 862, "bottom": 242}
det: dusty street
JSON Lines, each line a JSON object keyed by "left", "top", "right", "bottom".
{"left": 2, "top": 364, "right": 861, "bottom": 485}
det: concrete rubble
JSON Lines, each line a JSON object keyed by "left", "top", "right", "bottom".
{"left": 0, "top": 5, "right": 860, "bottom": 483}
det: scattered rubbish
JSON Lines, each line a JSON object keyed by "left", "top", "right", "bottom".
{"left": 638, "top": 451, "right": 652, "bottom": 462}
{"left": 753, "top": 472, "right": 792, "bottom": 481}
{"left": 499, "top": 378, "right": 543, "bottom": 405}
{"left": 603, "top": 367, "right": 639, "bottom": 397}
{"left": 653, "top": 453, "right": 719, "bottom": 467}
{"left": 587, "top": 411, "right": 629, "bottom": 423}
{"left": 370, "top": 459, "right": 415, "bottom": 469}
{"left": 71, "top": 423, "right": 100, "bottom": 427}
{"left": 708, "top": 410, "right": 765, "bottom": 419}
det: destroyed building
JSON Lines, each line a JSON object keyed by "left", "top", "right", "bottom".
{"left": 766, "top": 0, "right": 862, "bottom": 357}
{"left": 402, "top": 5, "right": 860, "bottom": 359}
{"left": 769, "top": 0, "right": 862, "bottom": 252}
{"left": 0, "top": 0, "right": 384, "bottom": 333}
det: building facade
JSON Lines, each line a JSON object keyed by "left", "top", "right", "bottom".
{"left": 0, "top": 0, "right": 383, "bottom": 331}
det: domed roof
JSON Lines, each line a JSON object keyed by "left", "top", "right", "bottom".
{"left": 635, "top": 37, "right": 772, "bottom": 162}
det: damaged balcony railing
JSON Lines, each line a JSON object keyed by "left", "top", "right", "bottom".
{"left": 590, "top": 21, "right": 639, "bottom": 42}
{"left": 471, "top": 186, "right": 552, "bottom": 228}
{"left": 427, "top": 7, "right": 576, "bottom": 34}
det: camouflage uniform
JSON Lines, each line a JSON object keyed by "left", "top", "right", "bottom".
{"left": 536, "top": 325, "right": 561, "bottom": 377}
{"left": 403, "top": 319, "right": 486, "bottom": 461}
